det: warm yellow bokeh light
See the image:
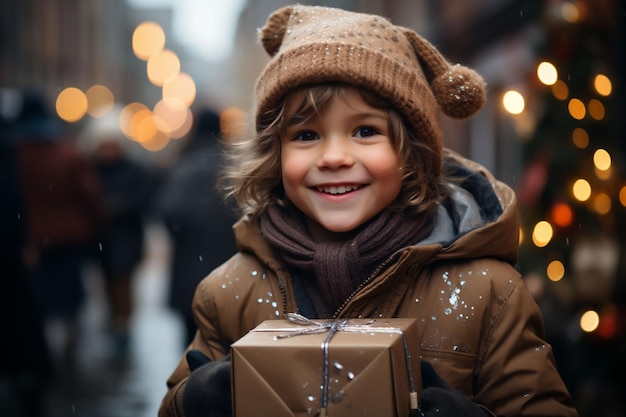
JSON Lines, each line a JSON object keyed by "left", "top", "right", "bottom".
{"left": 568, "top": 98, "right": 586, "bottom": 120}
{"left": 130, "top": 109, "right": 153, "bottom": 142}
{"left": 147, "top": 49, "right": 180, "bottom": 87}
{"left": 136, "top": 115, "right": 170, "bottom": 151}
{"left": 580, "top": 310, "right": 600, "bottom": 333}
{"left": 119, "top": 102, "right": 149, "bottom": 139}
{"left": 502, "top": 90, "right": 525, "bottom": 115}
{"left": 86, "top": 85, "right": 114, "bottom": 118}
{"left": 56, "top": 87, "right": 88, "bottom": 122}
{"left": 537, "top": 62, "right": 558, "bottom": 85}
{"left": 619, "top": 186, "right": 626, "bottom": 207}
{"left": 518, "top": 227, "right": 524, "bottom": 245}
{"left": 153, "top": 98, "right": 189, "bottom": 133}
{"left": 592, "top": 193, "right": 611, "bottom": 215}
{"left": 170, "top": 111, "right": 194, "bottom": 139}
{"left": 572, "top": 179, "right": 592, "bottom": 201}
{"left": 163, "top": 72, "right": 196, "bottom": 107}
{"left": 547, "top": 260, "right": 565, "bottom": 282}
{"left": 532, "top": 221, "right": 553, "bottom": 248}
{"left": 593, "top": 148, "right": 611, "bottom": 171}
{"left": 132, "top": 21, "right": 166, "bottom": 61}
{"left": 561, "top": 2, "right": 581, "bottom": 23}
{"left": 551, "top": 80, "right": 569, "bottom": 100}
{"left": 594, "top": 74, "right": 612, "bottom": 96}
{"left": 588, "top": 99, "right": 605, "bottom": 121}
{"left": 572, "top": 128, "right": 589, "bottom": 149}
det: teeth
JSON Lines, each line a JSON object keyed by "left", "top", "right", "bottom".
{"left": 317, "top": 185, "right": 359, "bottom": 195}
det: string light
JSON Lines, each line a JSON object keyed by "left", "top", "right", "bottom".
{"left": 502, "top": 90, "right": 525, "bottom": 115}
{"left": 546, "top": 260, "right": 565, "bottom": 282}
{"left": 132, "top": 22, "right": 165, "bottom": 61}
{"left": 572, "top": 128, "right": 589, "bottom": 149}
{"left": 572, "top": 179, "right": 591, "bottom": 202}
{"left": 580, "top": 310, "right": 600, "bottom": 333}
{"left": 532, "top": 221, "right": 553, "bottom": 247}
{"left": 593, "top": 149, "right": 611, "bottom": 171}
{"left": 86, "top": 85, "right": 114, "bottom": 118}
{"left": 56, "top": 87, "right": 87, "bottom": 122}
{"left": 537, "top": 62, "right": 558, "bottom": 85}
{"left": 568, "top": 98, "right": 586, "bottom": 120}
{"left": 594, "top": 74, "right": 612, "bottom": 96}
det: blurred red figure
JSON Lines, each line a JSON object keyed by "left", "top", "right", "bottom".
{"left": 14, "top": 89, "right": 104, "bottom": 371}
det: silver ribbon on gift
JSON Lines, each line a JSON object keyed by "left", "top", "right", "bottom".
{"left": 275, "top": 313, "right": 419, "bottom": 417}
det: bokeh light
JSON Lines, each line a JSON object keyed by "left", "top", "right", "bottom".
{"left": 147, "top": 49, "right": 180, "bottom": 86}
{"left": 551, "top": 80, "right": 569, "bottom": 100}
{"left": 119, "top": 102, "right": 149, "bottom": 139}
{"left": 532, "top": 221, "right": 553, "bottom": 248}
{"left": 593, "top": 149, "right": 611, "bottom": 171}
{"left": 547, "top": 260, "right": 565, "bottom": 282}
{"left": 537, "top": 61, "right": 558, "bottom": 85}
{"left": 170, "top": 111, "right": 194, "bottom": 139}
{"left": 572, "top": 179, "right": 592, "bottom": 201}
{"left": 592, "top": 193, "right": 611, "bottom": 215}
{"left": 163, "top": 72, "right": 196, "bottom": 107}
{"left": 580, "top": 310, "right": 600, "bottom": 333}
{"left": 502, "top": 90, "right": 525, "bottom": 115}
{"left": 56, "top": 87, "right": 88, "bottom": 122}
{"left": 568, "top": 98, "right": 586, "bottom": 120}
{"left": 86, "top": 85, "right": 114, "bottom": 118}
{"left": 572, "top": 127, "right": 589, "bottom": 149}
{"left": 132, "top": 21, "right": 166, "bottom": 61}
{"left": 136, "top": 115, "right": 170, "bottom": 151}
{"left": 620, "top": 186, "right": 626, "bottom": 207}
{"left": 561, "top": 1, "right": 581, "bottom": 23}
{"left": 588, "top": 99, "right": 605, "bottom": 120}
{"left": 153, "top": 98, "right": 189, "bottom": 134}
{"left": 594, "top": 74, "right": 612, "bottom": 96}
{"left": 551, "top": 203, "right": 573, "bottom": 227}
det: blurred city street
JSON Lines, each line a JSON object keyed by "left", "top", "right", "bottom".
{"left": 44, "top": 224, "right": 184, "bottom": 417}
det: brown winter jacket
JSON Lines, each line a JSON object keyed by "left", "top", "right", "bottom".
{"left": 159, "top": 150, "right": 577, "bottom": 417}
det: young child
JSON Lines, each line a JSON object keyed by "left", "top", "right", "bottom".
{"left": 159, "top": 5, "right": 577, "bottom": 417}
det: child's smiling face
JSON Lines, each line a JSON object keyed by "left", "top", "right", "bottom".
{"left": 280, "top": 86, "right": 404, "bottom": 242}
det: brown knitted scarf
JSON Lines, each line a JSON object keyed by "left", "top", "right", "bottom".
{"left": 260, "top": 204, "right": 432, "bottom": 316}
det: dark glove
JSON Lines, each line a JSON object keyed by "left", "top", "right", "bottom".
{"left": 182, "top": 350, "right": 232, "bottom": 417}
{"left": 418, "top": 361, "right": 489, "bottom": 417}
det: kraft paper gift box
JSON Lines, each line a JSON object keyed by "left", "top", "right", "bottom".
{"left": 231, "top": 314, "right": 421, "bottom": 417}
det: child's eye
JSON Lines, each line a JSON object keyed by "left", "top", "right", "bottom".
{"left": 354, "top": 126, "right": 379, "bottom": 138}
{"left": 293, "top": 130, "right": 319, "bottom": 141}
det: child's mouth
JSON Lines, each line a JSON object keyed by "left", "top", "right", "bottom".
{"left": 315, "top": 185, "right": 361, "bottom": 195}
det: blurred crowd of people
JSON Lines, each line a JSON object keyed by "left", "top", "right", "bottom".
{"left": 0, "top": 88, "right": 237, "bottom": 417}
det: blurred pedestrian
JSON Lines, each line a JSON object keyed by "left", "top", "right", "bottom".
{"left": 13, "top": 89, "right": 104, "bottom": 372}
{"left": 85, "top": 121, "right": 156, "bottom": 359}
{"left": 0, "top": 88, "right": 53, "bottom": 417}
{"left": 155, "top": 108, "right": 238, "bottom": 345}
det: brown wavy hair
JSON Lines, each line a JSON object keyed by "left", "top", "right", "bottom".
{"left": 220, "top": 84, "right": 446, "bottom": 220}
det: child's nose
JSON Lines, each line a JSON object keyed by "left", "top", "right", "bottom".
{"left": 316, "top": 137, "right": 354, "bottom": 169}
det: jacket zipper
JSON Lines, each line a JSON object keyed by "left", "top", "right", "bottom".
{"left": 332, "top": 251, "right": 403, "bottom": 318}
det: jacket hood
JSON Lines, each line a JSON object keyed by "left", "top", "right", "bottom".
{"left": 423, "top": 149, "right": 520, "bottom": 265}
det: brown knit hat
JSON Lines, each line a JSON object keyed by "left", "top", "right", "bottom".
{"left": 255, "top": 5, "right": 486, "bottom": 159}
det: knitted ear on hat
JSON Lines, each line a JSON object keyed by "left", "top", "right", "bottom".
{"left": 404, "top": 30, "right": 486, "bottom": 119}
{"left": 259, "top": 6, "right": 292, "bottom": 56}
